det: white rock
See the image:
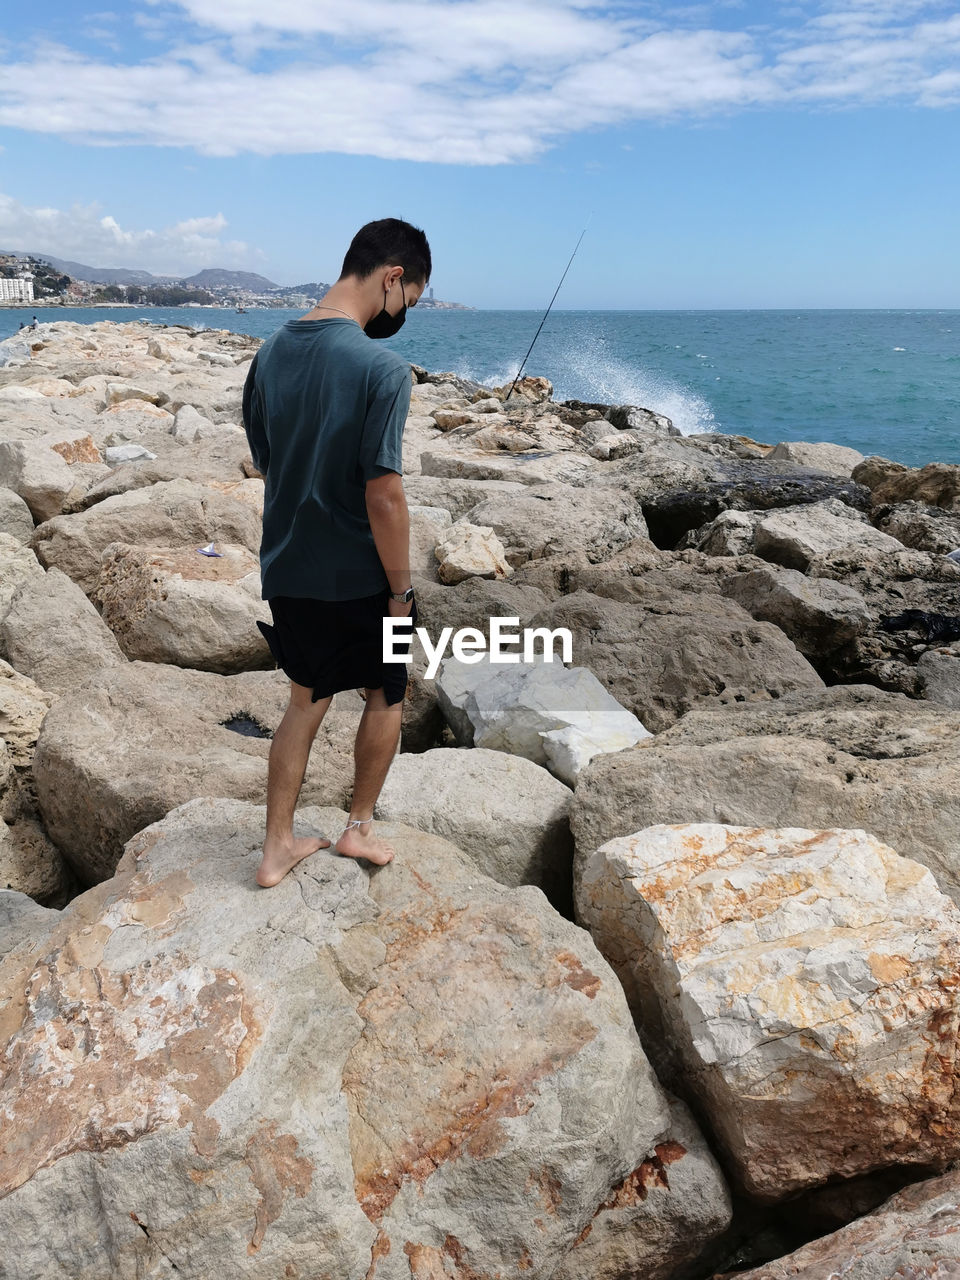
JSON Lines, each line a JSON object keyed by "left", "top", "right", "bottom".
{"left": 435, "top": 521, "right": 512, "bottom": 584}
{"left": 769, "top": 440, "right": 866, "bottom": 476}
{"left": 755, "top": 499, "right": 904, "bottom": 570}
{"left": 197, "top": 349, "right": 236, "bottom": 367}
{"left": 104, "top": 444, "right": 158, "bottom": 464}
{"left": 576, "top": 822, "right": 960, "bottom": 1201}
{"left": 436, "top": 654, "right": 651, "bottom": 783}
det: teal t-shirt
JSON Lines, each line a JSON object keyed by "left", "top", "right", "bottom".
{"left": 242, "top": 318, "right": 412, "bottom": 601}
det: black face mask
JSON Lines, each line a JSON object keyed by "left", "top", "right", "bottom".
{"left": 364, "top": 279, "right": 406, "bottom": 339}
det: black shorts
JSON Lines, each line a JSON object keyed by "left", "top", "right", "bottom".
{"left": 257, "top": 588, "right": 418, "bottom": 706}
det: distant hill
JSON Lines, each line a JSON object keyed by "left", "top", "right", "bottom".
{"left": 1, "top": 251, "right": 167, "bottom": 286}
{"left": 282, "top": 281, "right": 331, "bottom": 297}
{"left": 184, "top": 268, "right": 279, "bottom": 290}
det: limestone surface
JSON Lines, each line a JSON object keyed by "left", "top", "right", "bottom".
{"left": 32, "top": 662, "right": 363, "bottom": 882}
{"left": 0, "top": 795, "right": 729, "bottom": 1280}
{"left": 575, "top": 822, "right": 960, "bottom": 1201}
{"left": 93, "top": 541, "right": 272, "bottom": 673}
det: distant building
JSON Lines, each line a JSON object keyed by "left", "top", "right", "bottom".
{"left": 0, "top": 270, "right": 34, "bottom": 303}
{"left": 429, "top": 287, "right": 434, "bottom": 300}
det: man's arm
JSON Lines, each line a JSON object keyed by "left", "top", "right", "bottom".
{"left": 365, "top": 472, "right": 411, "bottom": 598}
{"left": 241, "top": 354, "right": 269, "bottom": 475}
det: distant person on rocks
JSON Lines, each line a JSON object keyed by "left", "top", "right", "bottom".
{"left": 30, "top": 316, "right": 38, "bottom": 329}
{"left": 242, "top": 217, "right": 429, "bottom": 887}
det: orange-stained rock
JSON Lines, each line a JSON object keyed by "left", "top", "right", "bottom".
{"left": 0, "top": 796, "right": 730, "bottom": 1279}
{"left": 576, "top": 822, "right": 960, "bottom": 1202}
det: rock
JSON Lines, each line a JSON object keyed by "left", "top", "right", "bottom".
{"left": 550, "top": 1095, "right": 732, "bottom": 1280}
{"left": 720, "top": 564, "right": 872, "bottom": 658}
{"left": 868, "top": 460, "right": 960, "bottom": 512}
{"left": 576, "top": 822, "right": 960, "bottom": 1201}
{"left": 104, "top": 442, "right": 158, "bottom": 464}
{"left": 92, "top": 542, "right": 272, "bottom": 673}
{"left": 0, "top": 794, "right": 728, "bottom": 1280}
{"left": 851, "top": 454, "right": 909, "bottom": 492}
{"left": 679, "top": 509, "right": 763, "bottom": 556}
{"left": 30, "top": 477, "right": 262, "bottom": 594}
{"left": 436, "top": 653, "right": 652, "bottom": 784}
{"left": 605, "top": 405, "right": 678, "bottom": 436}
{"left": 626, "top": 460, "right": 872, "bottom": 551}
{"left": 728, "top": 1167, "right": 960, "bottom": 1278}
{"left": 768, "top": 440, "right": 865, "bottom": 475}
{"left": 171, "top": 402, "right": 218, "bottom": 440}
{"left": 0, "top": 659, "right": 54, "bottom": 776}
{"left": 374, "top": 746, "right": 575, "bottom": 911}
{"left": 753, "top": 497, "right": 904, "bottom": 571}
{"left": 402, "top": 475, "right": 528, "bottom": 521}
{"left": 197, "top": 348, "right": 237, "bottom": 367}
{"left": 917, "top": 646, "right": 960, "bottom": 710}
{"left": 432, "top": 408, "right": 482, "bottom": 431}
{"left": 569, "top": 684, "right": 960, "bottom": 908}
{"left": 0, "top": 487, "right": 34, "bottom": 543}
{"left": 406, "top": 504, "right": 452, "bottom": 584}
{"left": 0, "top": 533, "right": 46, "bottom": 624}
{"left": 435, "top": 521, "right": 513, "bottom": 584}
{"left": 420, "top": 444, "right": 597, "bottom": 487}
{"left": 462, "top": 484, "right": 650, "bottom": 568}
{"left": 0, "top": 887, "right": 60, "bottom": 960}
{"left": 32, "top": 663, "right": 365, "bottom": 882}
{"left": 0, "top": 431, "right": 95, "bottom": 523}
{"left": 523, "top": 589, "right": 823, "bottom": 733}
{"left": 806, "top": 546, "right": 960, "bottom": 693}
{"left": 469, "top": 396, "right": 503, "bottom": 414}
{"left": 105, "top": 381, "right": 165, "bottom": 406}
{"left": 0, "top": 565, "right": 127, "bottom": 696}
{"left": 80, "top": 432, "right": 254, "bottom": 505}
{"left": 873, "top": 499, "right": 960, "bottom": 554}
{"left": 1, "top": 804, "right": 71, "bottom": 905}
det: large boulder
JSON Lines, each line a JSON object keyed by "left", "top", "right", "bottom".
{"left": 0, "top": 887, "right": 60, "bottom": 960}
{"left": 402, "top": 475, "right": 528, "bottom": 521}
{"left": 720, "top": 563, "right": 872, "bottom": 659}
{"left": 753, "top": 498, "right": 904, "bottom": 571}
{"left": 79, "top": 430, "right": 253, "bottom": 505}
{"left": 0, "top": 564, "right": 127, "bottom": 695}
{"left": 729, "top": 1168, "right": 960, "bottom": 1279}
{"left": 92, "top": 542, "right": 272, "bottom": 673}
{"left": 0, "top": 429, "right": 99, "bottom": 522}
{"left": 436, "top": 654, "right": 652, "bottom": 785}
{"left": 575, "top": 822, "right": 960, "bottom": 1201}
{"left": 0, "top": 532, "right": 46, "bottom": 621}
{"left": 32, "top": 662, "right": 363, "bottom": 883}
{"left": 867, "top": 460, "right": 960, "bottom": 512}
{"left": 374, "top": 746, "right": 575, "bottom": 912}
{"left": 767, "top": 440, "right": 864, "bottom": 475}
{"left": 523, "top": 589, "right": 823, "bottom": 733}
{"left": 30, "top": 477, "right": 262, "bottom": 594}
{"left": 461, "top": 484, "right": 650, "bottom": 568}
{"left": 420, "top": 444, "right": 597, "bottom": 487}
{"left": 0, "top": 486, "right": 35, "bottom": 543}
{"left": 873, "top": 499, "right": 960, "bottom": 554}
{"left": 0, "top": 795, "right": 730, "bottom": 1279}
{"left": 570, "top": 684, "right": 960, "bottom": 907}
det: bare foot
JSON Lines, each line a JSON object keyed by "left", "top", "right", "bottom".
{"left": 256, "top": 833, "right": 332, "bottom": 887}
{"left": 335, "top": 819, "right": 395, "bottom": 866}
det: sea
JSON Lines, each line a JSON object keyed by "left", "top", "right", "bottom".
{"left": 2, "top": 305, "right": 958, "bottom": 469}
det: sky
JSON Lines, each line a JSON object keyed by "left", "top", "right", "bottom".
{"left": 0, "top": 0, "right": 958, "bottom": 307}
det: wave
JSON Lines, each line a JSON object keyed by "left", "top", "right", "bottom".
{"left": 455, "top": 333, "right": 717, "bottom": 436}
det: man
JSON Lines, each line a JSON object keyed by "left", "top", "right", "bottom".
{"left": 242, "top": 217, "right": 430, "bottom": 887}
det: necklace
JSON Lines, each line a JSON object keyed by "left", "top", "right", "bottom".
{"left": 313, "top": 303, "right": 360, "bottom": 324}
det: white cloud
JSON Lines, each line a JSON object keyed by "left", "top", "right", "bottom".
{"left": 0, "top": 2, "right": 957, "bottom": 165}
{"left": 0, "top": 192, "right": 262, "bottom": 274}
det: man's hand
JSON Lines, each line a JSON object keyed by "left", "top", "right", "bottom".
{"left": 386, "top": 595, "right": 414, "bottom": 619}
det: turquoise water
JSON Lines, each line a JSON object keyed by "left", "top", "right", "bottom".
{"left": 2, "top": 305, "right": 958, "bottom": 468}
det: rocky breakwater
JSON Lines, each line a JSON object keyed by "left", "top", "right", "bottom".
{"left": 1, "top": 319, "right": 959, "bottom": 1278}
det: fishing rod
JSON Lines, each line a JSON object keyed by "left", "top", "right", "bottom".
{"left": 505, "top": 217, "right": 591, "bottom": 402}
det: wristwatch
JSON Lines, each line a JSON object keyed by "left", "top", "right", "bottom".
{"left": 390, "top": 585, "right": 415, "bottom": 604}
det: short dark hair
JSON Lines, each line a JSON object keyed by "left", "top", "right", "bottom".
{"left": 340, "top": 218, "right": 432, "bottom": 286}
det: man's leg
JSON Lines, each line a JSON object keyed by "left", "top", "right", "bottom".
{"left": 335, "top": 685, "right": 403, "bottom": 865}
{"left": 256, "top": 680, "right": 334, "bottom": 887}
